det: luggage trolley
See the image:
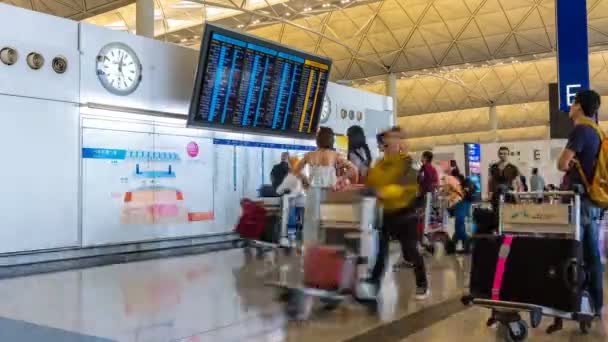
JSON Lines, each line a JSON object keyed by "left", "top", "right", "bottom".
{"left": 267, "top": 190, "right": 379, "bottom": 320}
{"left": 419, "top": 192, "right": 451, "bottom": 256}
{"left": 462, "top": 189, "right": 595, "bottom": 341}
{"left": 237, "top": 195, "right": 296, "bottom": 256}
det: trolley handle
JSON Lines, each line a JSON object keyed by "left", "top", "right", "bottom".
{"left": 507, "top": 191, "right": 577, "bottom": 196}
{"left": 500, "top": 185, "right": 583, "bottom": 197}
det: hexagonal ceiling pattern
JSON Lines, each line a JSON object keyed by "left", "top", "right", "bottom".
{"left": 359, "top": 50, "right": 608, "bottom": 116}
{"left": 8, "top": 0, "right": 608, "bottom": 83}
{"left": 6, "top": 0, "right": 608, "bottom": 146}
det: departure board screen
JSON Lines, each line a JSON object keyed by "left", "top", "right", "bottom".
{"left": 188, "top": 23, "right": 332, "bottom": 138}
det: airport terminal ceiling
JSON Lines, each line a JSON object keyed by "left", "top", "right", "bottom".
{"left": 7, "top": 0, "right": 608, "bottom": 147}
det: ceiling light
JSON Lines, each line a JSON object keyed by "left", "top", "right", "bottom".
{"left": 253, "top": 19, "right": 260, "bottom": 24}
{"left": 340, "top": 0, "right": 350, "bottom": 3}
{"left": 154, "top": 9, "right": 162, "bottom": 19}
{"left": 105, "top": 21, "right": 127, "bottom": 30}
{"left": 237, "top": 24, "right": 245, "bottom": 28}
{"left": 180, "top": 38, "right": 188, "bottom": 43}
{"left": 304, "top": 7, "right": 312, "bottom": 11}
{"left": 322, "top": 3, "right": 330, "bottom": 7}
{"left": 171, "top": 0, "right": 203, "bottom": 8}
{"left": 167, "top": 19, "right": 193, "bottom": 29}
{"left": 285, "top": 12, "right": 291, "bottom": 16}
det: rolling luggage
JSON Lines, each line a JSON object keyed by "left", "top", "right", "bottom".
{"left": 472, "top": 207, "right": 496, "bottom": 235}
{"left": 463, "top": 190, "right": 595, "bottom": 340}
{"left": 303, "top": 245, "right": 349, "bottom": 290}
{"left": 235, "top": 200, "right": 266, "bottom": 240}
{"left": 260, "top": 213, "right": 281, "bottom": 244}
{"left": 470, "top": 235, "right": 584, "bottom": 313}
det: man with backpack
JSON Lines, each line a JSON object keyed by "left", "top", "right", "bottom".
{"left": 557, "top": 89, "right": 603, "bottom": 318}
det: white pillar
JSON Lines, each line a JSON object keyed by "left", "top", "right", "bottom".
{"left": 489, "top": 105, "right": 498, "bottom": 142}
{"left": 387, "top": 73, "right": 397, "bottom": 125}
{"left": 136, "top": 0, "right": 154, "bottom": 38}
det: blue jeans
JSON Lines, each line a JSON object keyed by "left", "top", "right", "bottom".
{"left": 581, "top": 198, "right": 603, "bottom": 313}
{"left": 453, "top": 200, "right": 471, "bottom": 243}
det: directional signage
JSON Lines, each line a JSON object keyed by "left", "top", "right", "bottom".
{"left": 556, "top": 0, "right": 590, "bottom": 112}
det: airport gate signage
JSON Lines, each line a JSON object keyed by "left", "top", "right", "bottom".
{"left": 556, "top": 0, "right": 590, "bottom": 113}
{"left": 464, "top": 143, "right": 482, "bottom": 201}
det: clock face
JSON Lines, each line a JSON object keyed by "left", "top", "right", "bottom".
{"left": 320, "top": 95, "right": 331, "bottom": 123}
{"left": 96, "top": 43, "right": 142, "bottom": 96}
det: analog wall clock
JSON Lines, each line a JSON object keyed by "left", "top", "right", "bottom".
{"left": 320, "top": 94, "right": 332, "bottom": 123}
{"left": 96, "top": 42, "right": 142, "bottom": 96}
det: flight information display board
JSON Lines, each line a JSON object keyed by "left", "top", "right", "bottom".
{"left": 188, "top": 23, "right": 332, "bottom": 138}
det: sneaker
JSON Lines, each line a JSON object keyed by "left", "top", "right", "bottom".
{"left": 393, "top": 259, "right": 414, "bottom": 270}
{"left": 415, "top": 286, "right": 430, "bottom": 300}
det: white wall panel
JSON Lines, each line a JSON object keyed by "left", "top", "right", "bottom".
{"left": 240, "top": 147, "right": 263, "bottom": 199}
{"left": 213, "top": 143, "right": 242, "bottom": 232}
{"left": 435, "top": 139, "right": 566, "bottom": 198}
{"left": 0, "top": 4, "right": 79, "bottom": 103}
{"left": 82, "top": 126, "right": 217, "bottom": 246}
{"left": 79, "top": 23, "right": 197, "bottom": 115}
{"left": 324, "top": 83, "right": 392, "bottom": 135}
{"left": 0, "top": 95, "right": 79, "bottom": 253}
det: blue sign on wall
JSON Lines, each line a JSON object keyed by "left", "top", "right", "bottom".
{"left": 464, "top": 143, "right": 482, "bottom": 200}
{"left": 556, "top": 0, "right": 590, "bottom": 113}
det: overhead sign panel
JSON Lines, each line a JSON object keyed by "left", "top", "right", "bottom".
{"left": 188, "top": 23, "right": 332, "bottom": 139}
{"left": 556, "top": 0, "right": 590, "bottom": 113}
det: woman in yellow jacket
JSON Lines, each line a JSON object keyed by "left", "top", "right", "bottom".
{"left": 366, "top": 127, "right": 429, "bottom": 300}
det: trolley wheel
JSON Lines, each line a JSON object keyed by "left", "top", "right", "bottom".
{"left": 546, "top": 317, "right": 563, "bottom": 334}
{"left": 320, "top": 297, "right": 341, "bottom": 311}
{"left": 282, "top": 246, "right": 293, "bottom": 257}
{"left": 364, "top": 298, "right": 379, "bottom": 314}
{"left": 498, "top": 320, "right": 528, "bottom": 342}
{"left": 285, "top": 289, "right": 313, "bottom": 320}
{"left": 276, "top": 288, "right": 290, "bottom": 302}
{"left": 579, "top": 318, "right": 592, "bottom": 334}
{"left": 424, "top": 243, "right": 435, "bottom": 255}
{"left": 433, "top": 241, "right": 445, "bottom": 259}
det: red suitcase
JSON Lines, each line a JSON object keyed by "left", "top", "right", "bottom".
{"left": 303, "top": 245, "right": 347, "bottom": 290}
{"left": 235, "top": 199, "right": 267, "bottom": 240}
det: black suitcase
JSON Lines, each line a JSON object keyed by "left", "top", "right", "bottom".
{"left": 258, "top": 185, "right": 279, "bottom": 198}
{"left": 470, "top": 235, "right": 584, "bottom": 313}
{"left": 260, "top": 214, "right": 281, "bottom": 243}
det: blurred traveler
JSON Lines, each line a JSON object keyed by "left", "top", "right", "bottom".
{"left": 270, "top": 152, "right": 290, "bottom": 190}
{"left": 347, "top": 125, "right": 373, "bottom": 183}
{"left": 488, "top": 147, "right": 521, "bottom": 212}
{"left": 418, "top": 151, "right": 439, "bottom": 195}
{"left": 557, "top": 89, "right": 603, "bottom": 318}
{"left": 530, "top": 168, "right": 545, "bottom": 192}
{"left": 295, "top": 127, "right": 358, "bottom": 244}
{"left": 366, "top": 127, "right": 429, "bottom": 300}
{"left": 449, "top": 160, "right": 461, "bottom": 177}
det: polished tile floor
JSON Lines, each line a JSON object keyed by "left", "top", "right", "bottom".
{"left": 0, "top": 247, "right": 605, "bottom": 341}
{"left": 405, "top": 304, "right": 608, "bottom": 342}
{"left": 0, "top": 247, "right": 467, "bottom": 342}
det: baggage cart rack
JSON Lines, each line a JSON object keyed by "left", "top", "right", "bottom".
{"left": 464, "top": 190, "right": 595, "bottom": 340}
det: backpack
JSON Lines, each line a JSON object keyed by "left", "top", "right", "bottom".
{"left": 461, "top": 177, "right": 478, "bottom": 202}
{"left": 575, "top": 119, "right": 608, "bottom": 208}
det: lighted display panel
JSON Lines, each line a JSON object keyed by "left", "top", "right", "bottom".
{"left": 188, "top": 23, "right": 332, "bottom": 138}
